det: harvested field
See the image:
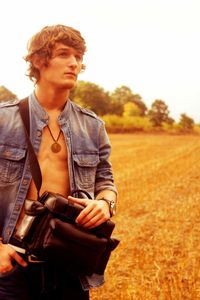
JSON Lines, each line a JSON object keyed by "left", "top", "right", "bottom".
{"left": 91, "top": 134, "right": 200, "bottom": 300}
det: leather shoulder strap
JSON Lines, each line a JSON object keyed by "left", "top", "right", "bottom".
{"left": 18, "top": 98, "right": 42, "bottom": 198}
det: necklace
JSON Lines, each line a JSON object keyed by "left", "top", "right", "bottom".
{"left": 46, "top": 125, "right": 62, "bottom": 153}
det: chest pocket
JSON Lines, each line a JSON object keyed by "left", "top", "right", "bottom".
{"left": 0, "top": 145, "right": 26, "bottom": 184}
{"left": 73, "top": 153, "right": 100, "bottom": 189}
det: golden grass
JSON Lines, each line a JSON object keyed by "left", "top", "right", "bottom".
{"left": 90, "top": 134, "right": 200, "bottom": 300}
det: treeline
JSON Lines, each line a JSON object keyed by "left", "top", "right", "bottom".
{"left": 0, "top": 83, "right": 199, "bottom": 134}
{"left": 70, "top": 82, "right": 199, "bottom": 134}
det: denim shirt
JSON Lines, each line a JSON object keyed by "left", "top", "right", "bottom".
{"left": 0, "top": 93, "right": 117, "bottom": 289}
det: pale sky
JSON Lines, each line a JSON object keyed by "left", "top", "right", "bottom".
{"left": 0, "top": 0, "right": 200, "bottom": 122}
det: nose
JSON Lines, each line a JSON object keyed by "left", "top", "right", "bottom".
{"left": 68, "top": 55, "right": 78, "bottom": 68}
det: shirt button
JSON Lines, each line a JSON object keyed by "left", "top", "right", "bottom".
{"left": 22, "top": 179, "right": 28, "bottom": 185}
{"left": 37, "top": 130, "right": 42, "bottom": 137}
{"left": 43, "top": 114, "right": 49, "bottom": 121}
{"left": 6, "top": 228, "right": 11, "bottom": 235}
{"left": 3, "top": 150, "right": 11, "bottom": 157}
{"left": 15, "top": 204, "right": 21, "bottom": 211}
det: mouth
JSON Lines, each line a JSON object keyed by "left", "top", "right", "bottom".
{"left": 64, "top": 72, "right": 77, "bottom": 78}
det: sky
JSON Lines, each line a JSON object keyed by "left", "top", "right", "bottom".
{"left": 0, "top": 0, "right": 200, "bottom": 122}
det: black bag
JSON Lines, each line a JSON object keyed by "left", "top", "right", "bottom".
{"left": 15, "top": 190, "right": 119, "bottom": 275}
{"left": 17, "top": 99, "right": 120, "bottom": 275}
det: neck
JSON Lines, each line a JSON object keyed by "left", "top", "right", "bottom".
{"left": 34, "top": 85, "right": 70, "bottom": 112}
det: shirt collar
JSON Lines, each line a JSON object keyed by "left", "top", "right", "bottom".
{"left": 29, "top": 92, "right": 71, "bottom": 124}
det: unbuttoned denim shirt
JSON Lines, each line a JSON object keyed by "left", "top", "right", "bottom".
{"left": 0, "top": 93, "right": 117, "bottom": 289}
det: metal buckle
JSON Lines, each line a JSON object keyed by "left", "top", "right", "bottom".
{"left": 28, "top": 254, "right": 45, "bottom": 263}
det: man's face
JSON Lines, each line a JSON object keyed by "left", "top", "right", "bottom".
{"left": 38, "top": 43, "right": 83, "bottom": 89}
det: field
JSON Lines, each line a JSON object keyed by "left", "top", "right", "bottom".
{"left": 90, "top": 134, "right": 200, "bottom": 300}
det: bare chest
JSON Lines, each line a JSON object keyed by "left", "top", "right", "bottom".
{"left": 38, "top": 126, "right": 68, "bottom": 162}
{"left": 27, "top": 126, "right": 70, "bottom": 199}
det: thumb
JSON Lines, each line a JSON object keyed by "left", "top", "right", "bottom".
{"left": 68, "top": 196, "right": 88, "bottom": 207}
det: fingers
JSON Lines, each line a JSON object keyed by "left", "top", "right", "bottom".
{"left": 10, "top": 251, "right": 27, "bottom": 267}
{"left": 0, "top": 244, "right": 27, "bottom": 274}
{"left": 68, "top": 197, "right": 110, "bottom": 229}
{"left": 76, "top": 205, "right": 104, "bottom": 228}
{"left": 80, "top": 213, "right": 107, "bottom": 229}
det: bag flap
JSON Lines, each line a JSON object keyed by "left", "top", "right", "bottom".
{"left": 49, "top": 218, "right": 107, "bottom": 250}
{"left": 25, "top": 199, "right": 46, "bottom": 215}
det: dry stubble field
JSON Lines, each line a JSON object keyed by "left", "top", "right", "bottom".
{"left": 91, "top": 134, "right": 200, "bottom": 300}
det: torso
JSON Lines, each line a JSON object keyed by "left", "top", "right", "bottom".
{"left": 16, "top": 114, "right": 70, "bottom": 228}
{"left": 27, "top": 126, "right": 70, "bottom": 200}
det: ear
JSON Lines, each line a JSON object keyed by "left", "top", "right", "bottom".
{"left": 81, "top": 63, "right": 86, "bottom": 72}
{"left": 32, "top": 55, "right": 44, "bottom": 69}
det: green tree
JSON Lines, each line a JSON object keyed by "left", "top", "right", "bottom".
{"left": 0, "top": 85, "right": 17, "bottom": 102}
{"left": 179, "top": 113, "right": 194, "bottom": 131}
{"left": 110, "top": 85, "right": 147, "bottom": 116}
{"left": 148, "top": 99, "right": 170, "bottom": 127}
{"left": 123, "top": 102, "right": 142, "bottom": 117}
{"left": 131, "top": 94, "right": 147, "bottom": 116}
{"left": 70, "top": 81, "right": 110, "bottom": 115}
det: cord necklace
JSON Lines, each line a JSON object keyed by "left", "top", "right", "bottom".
{"left": 46, "top": 125, "right": 62, "bottom": 153}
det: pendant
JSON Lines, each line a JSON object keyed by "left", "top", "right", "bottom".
{"left": 51, "top": 142, "right": 62, "bottom": 153}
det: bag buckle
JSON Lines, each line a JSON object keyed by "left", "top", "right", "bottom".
{"left": 28, "top": 254, "right": 45, "bottom": 263}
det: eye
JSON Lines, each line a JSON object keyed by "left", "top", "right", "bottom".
{"left": 59, "top": 52, "right": 68, "bottom": 58}
{"left": 75, "top": 55, "right": 82, "bottom": 61}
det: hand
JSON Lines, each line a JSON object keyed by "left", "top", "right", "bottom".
{"left": 0, "top": 243, "right": 27, "bottom": 273}
{"left": 68, "top": 196, "right": 110, "bottom": 229}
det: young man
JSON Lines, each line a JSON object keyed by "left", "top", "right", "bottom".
{"left": 0, "top": 25, "right": 117, "bottom": 300}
